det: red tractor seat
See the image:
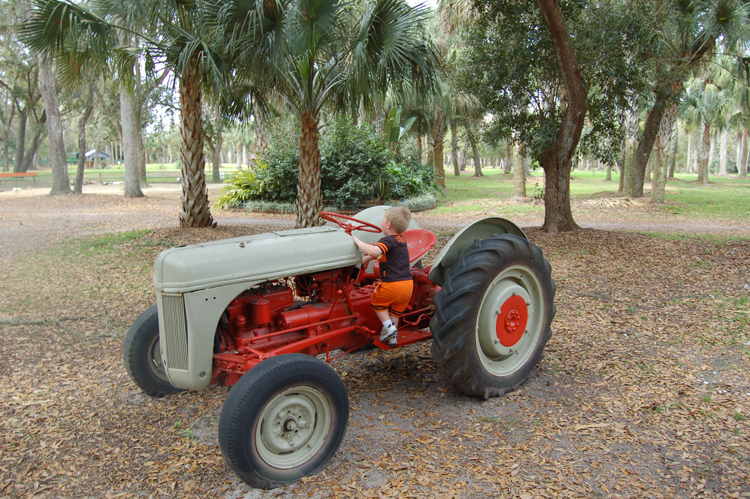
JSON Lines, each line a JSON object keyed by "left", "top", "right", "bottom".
{"left": 361, "top": 229, "right": 437, "bottom": 281}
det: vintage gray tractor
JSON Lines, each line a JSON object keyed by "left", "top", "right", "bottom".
{"left": 123, "top": 206, "right": 555, "bottom": 489}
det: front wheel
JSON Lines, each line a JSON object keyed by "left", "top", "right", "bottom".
{"left": 430, "top": 234, "right": 556, "bottom": 399}
{"left": 219, "top": 354, "right": 349, "bottom": 489}
{"left": 122, "top": 305, "right": 184, "bottom": 397}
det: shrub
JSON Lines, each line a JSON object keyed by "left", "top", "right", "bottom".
{"left": 214, "top": 117, "right": 440, "bottom": 210}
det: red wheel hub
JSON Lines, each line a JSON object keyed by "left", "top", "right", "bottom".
{"left": 496, "top": 295, "right": 528, "bottom": 347}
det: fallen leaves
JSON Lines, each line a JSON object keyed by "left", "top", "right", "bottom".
{"left": 0, "top": 196, "right": 749, "bottom": 498}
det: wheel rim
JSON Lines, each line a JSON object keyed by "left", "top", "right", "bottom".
{"left": 475, "top": 265, "right": 545, "bottom": 376}
{"left": 256, "top": 386, "right": 332, "bottom": 469}
{"left": 147, "top": 336, "right": 169, "bottom": 382}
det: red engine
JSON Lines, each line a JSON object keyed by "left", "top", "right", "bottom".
{"left": 211, "top": 266, "right": 437, "bottom": 386}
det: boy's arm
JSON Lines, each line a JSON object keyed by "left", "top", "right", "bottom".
{"left": 351, "top": 235, "right": 383, "bottom": 258}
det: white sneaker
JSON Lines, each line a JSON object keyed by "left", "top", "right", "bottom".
{"left": 380, "top": 324, "right": 398, "bottom": 345}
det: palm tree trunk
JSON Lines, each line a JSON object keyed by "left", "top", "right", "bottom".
{"left": 652, "top": 101, "right": 676, "bottom": 203}
{"left": 466, "top": 125, "right": 483, "bottom": 177}
{"left": 451, "top": 120, "right": 460, "bottom": 176}
{"left": 179, "top": 60, "right": 213, "bottom": 228}
{"left": 212, "top": 105, "right": 222, "bottom": 182}
{"left": 74, "top": 81, "right": 96, "bottom": 194}
{"left": 120, "top": 88, "right": 144, "bottom": 197}
{"left": 719, "top": 128, "right": 728, "bottom": 175}
{"left": 253, "top": 101, "right": 268, "bottom": 159}
{"left": 431, "top": 110, "right": 446, "bottom": 188}
{"left": 38, "top": 57, "right": 70, "bottom": 195}
{"left": 652, "top": 137, "right": 666, "bottom": 203}
{"left": 297, "top": 111, "right": 323, "bottom": 228}
{"left": 697, "top": 123, "right": 710, "bottom": 185}
{"left": 137, "top": 112, "right": 149, "bottom": 188}
{"left": 669, "top": 126, "right": 678, "bottom": 178}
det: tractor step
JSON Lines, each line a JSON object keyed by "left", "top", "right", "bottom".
{"left": 373, "top": 328, "right": 432, "bottom": 350}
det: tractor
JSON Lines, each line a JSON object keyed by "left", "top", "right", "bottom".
{"left": 122, "top": 206, "right": 555, "bottom": 489}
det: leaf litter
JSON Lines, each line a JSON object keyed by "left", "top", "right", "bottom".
{"left": 0, "top": 190, "right": 748, "bottom": 499}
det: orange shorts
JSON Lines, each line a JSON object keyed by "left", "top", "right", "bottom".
{"left": 371, "top": 280, "right": 414, "bottom": 318}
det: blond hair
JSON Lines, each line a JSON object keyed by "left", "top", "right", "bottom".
{"left": 385, "top": 206, "right": 411, "bottom": 234}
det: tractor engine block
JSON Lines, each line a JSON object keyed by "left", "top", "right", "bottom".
{"left": 212, "top": 269, "right": 370, "bottom": 385}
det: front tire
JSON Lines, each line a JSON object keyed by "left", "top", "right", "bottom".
{"left": 219, "top": 354, "right": 349, "bottom": 489}
{"left": 122, "top": 305, "right": 184, "bottom": 397}
{"left": 430, "top": 234, "right": 556, "bottom": 399}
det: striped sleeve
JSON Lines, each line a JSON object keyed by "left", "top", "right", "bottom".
{"left": 376, "top": 242, "right": 388, "bottom": 254}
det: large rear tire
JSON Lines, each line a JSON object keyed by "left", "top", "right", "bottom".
{"left": 122, "top": 305, "right": 185, "bottom": 397}
{"left": 219, "top": 354, "right": 349, "bottom": 489}
{"left": 430, "top": 234, "right": 555, "bottom": 399}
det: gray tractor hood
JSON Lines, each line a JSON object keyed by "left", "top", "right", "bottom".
{"left": 153, "top": 226, "right": 363, "bottom": 293}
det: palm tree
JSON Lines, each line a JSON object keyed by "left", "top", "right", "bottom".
{"left": 23, "top": 0, "right": 228, "bottom": 226}
{"left": 681, "top": 77, "right": 734, "bottom": 185}
{"left": 210, "top": 0, "right": 439, "bottom": 227}
{"left": 633, "top": 0, "right": 750, "bottom": 197}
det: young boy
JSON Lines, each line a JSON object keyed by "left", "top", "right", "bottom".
{"left": 351, "top": 206, "right": 413, "bottom": 345}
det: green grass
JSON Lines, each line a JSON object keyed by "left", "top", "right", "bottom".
{"left": 438, "top": 168, "right": 750, "bottom": 221}
{"left": 639, "top": 232, "right": 748, "bottom": 243}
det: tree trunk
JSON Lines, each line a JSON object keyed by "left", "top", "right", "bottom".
{"left": 14, "top": 109, "right": 26, "bottom": 172}
{"left": 137, "top": 114, "right": 149, "bottom": 188}
{"left": 212, "top": 105, "right": 222, "bottom": 182}
{"left": 652, "top": 101, "right": 676, "bottom": 203}
{"left": 623, "top": 137, "right": 637, "bottom": 197}
{"left": 431, "top": 109, "right": 446, "bottom": 188}
{"left": 669, "top": 126, "right": 678, "bottom": 178}
{"left": 605, "top": 162, "right": 612, "bottom": 181}
{"left": 179, "top": 61, "right": 213, "bottom": 228}
{"left": 708, "top": 132, "right": 716, "bottom": 174}
{"left": 634, "top": 89, "right": 671, "bottom": 197}
{"left": 120, "top": 88, "right": 144, "bottom": 197}
{"left": 38, "top": 58, "right": 70, "bottom": 195}
{"left": 697, "top": 122, "right": 710, "bottom": 185}
{"left": 537, "top": 0, "right": 586, "bottom": 232}
{"left": 504, "top": 142, "right": 511, "bottom": 174}
{"left": 652, "top": 137, "right": 666, "bottom": 204}
{"left": 74, "top": 81, "right": 96, "bottom": 194}
{"left": 297, "top": 110, "right": 323, "bottom": 228}
{"left": 253, "top": 101, "right": 268, "bottom": 158}
{"left": 719, "top": 128, "right": 728, "bottom": 176}
{"left": 451, "top": 120, "right": 460, "bottom": 176}
{"left": 460, "top": 140, "right": 468, "bottom": 171}
{"left": 2, "top": 103, "right": 15, "bottom": 172}
{"left": 467, "top": 125, "right": 483, "bottom": 177}
{"left": 513, "top": 143, "right": 526, "bottom": 199}
{"left": 740, "top": 127, "right": 748, "bottom": 177}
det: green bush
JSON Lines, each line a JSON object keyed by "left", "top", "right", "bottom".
{"left": 214, "top": 117, "right": 440, "bottom": 209}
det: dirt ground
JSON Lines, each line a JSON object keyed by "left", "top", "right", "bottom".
{"left": 0, "top": 185, "right": 749, "bottom": 499}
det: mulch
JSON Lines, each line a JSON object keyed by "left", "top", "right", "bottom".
{"left": 0, "top": 197, "right": 748, "bottom": 499}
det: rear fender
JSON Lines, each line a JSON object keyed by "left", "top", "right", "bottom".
{"left": 427, "top": 218, "right": 527, "bottom": 286}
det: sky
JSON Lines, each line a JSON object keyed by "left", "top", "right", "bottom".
{"left": 407, "top": 0, "right": 438, "bottom": 9}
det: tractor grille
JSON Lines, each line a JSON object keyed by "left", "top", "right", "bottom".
{"left": 162, "top": 294, "right": 189, "bottom": 370}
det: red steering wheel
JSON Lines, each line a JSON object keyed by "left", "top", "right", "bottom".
{"left": 319, "top": 212, "right": 382, "bottom": 234}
